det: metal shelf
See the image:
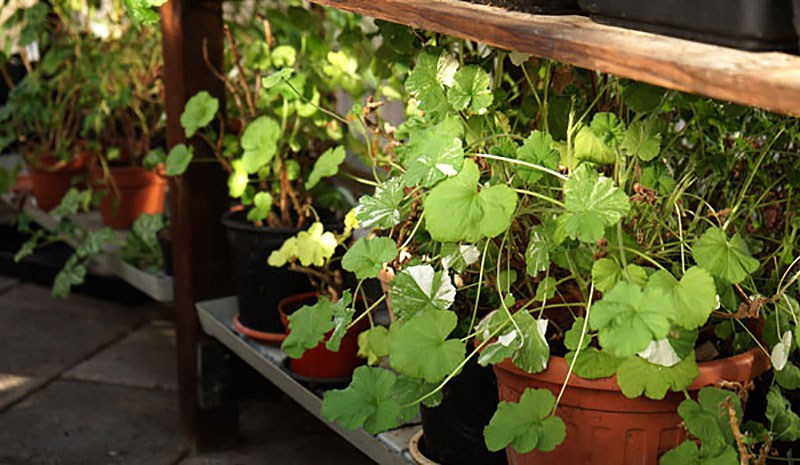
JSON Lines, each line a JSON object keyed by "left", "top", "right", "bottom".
{"left": 196, "top": 296, "right": 420, "bottom": 465}
{"left": 1, "top": 191, "right": 173, "bottom": 302}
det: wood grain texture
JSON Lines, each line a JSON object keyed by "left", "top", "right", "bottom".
{"left": 311, "top": 0, "right": 800, "bottom": 115}
{"left": 161, "top": 0, "right": 238, "bottom": 451}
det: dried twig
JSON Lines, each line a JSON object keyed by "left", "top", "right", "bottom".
{"left": 224, "top": 25, "right": 256, "bottom": 118}
{"left": 723, "top": 397, "right": 751, "bottom": 465}
{"left": 202, "top": 39, "right": 247, "bottom": 129}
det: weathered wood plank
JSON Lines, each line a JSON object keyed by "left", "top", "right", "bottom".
{"left": 311, "top": 0, "right": 800, "bottom": 115}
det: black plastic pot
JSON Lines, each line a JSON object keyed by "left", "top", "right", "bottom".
{"left": 579, "top": 0, "right": 797, "bottom": 51}
{"left": 157, "top": 227, "right": 172, "bottom": 276}
{"left": 419, "top": 358, "right": 506, "bottom": 465}
{"left": 462, "top": 0, "right": 579, "bottom": 14}
{"left": 221, "top": 210, "right": 313, "bottom": 333}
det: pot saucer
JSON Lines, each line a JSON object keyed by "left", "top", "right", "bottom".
{"left": 232, "top": 313, "right": 287, "bottom": 345}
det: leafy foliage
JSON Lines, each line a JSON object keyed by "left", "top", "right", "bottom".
{"left": 484, "top": 388, "right": 566, "bottom": 454}
{"left": 389, "top": 310, "right": 465, "bottom": 383}
{"left": 557, "top": 165, "right": 630, "bottom": 244}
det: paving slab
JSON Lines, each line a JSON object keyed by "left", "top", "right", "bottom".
{"left": 179, "top": 398, "right": 376, "bottom": 465}
{"left": 0, "top": 379, "right": 185, "bottom": 465}
{"left": 0, "top": 283, "right": 147, "bottom": 409}
{"left": 64, "top": 320, "right": 177, "bottom": 391}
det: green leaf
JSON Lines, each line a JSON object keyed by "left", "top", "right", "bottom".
{"left": 390, "top": 265, "right": 455, "bottom": 320}
{"left": 52, "top": 258, "right": 86, "bottom": 298}
{"left": 511, "top": 314, "right": 551, "bottom": 373}
{"left": 591, "top": 258, "right": 648, "bottom": 293}
{"left": 342, "top": 237, "right": 398, "bottom": 280}
{"left": 76, "top": 228, "right": 115, "bottom": 258}
{"left": 564, "top": 317, "right": 591, "bottom": 351}
{"left": 640, "top": 164, "right": 676, "bottom": 196}
{"left": 621, "top": 119, "right": 661, "bottom": 161}
{"left": 683, "top": 387, "right": 742, "bottom": 448}
{"left": 306, "top": 146, "right": 346, "bottom": 190}
{"left": 246, "top": 192, "right": 273, "bottom": 223}
{"left": 51, "top": 189, "right": 92, "bottom": 217}
{"left": 534, "top": 277, "right": 557, "bottom": 303}
{"left": 659, "top": 441, "right": 702, "bottom": 465}
{"left": 624, "top": 82, "right": 665, "bottom": 113}
{"left": 484, "top": 388, "right": 566, "bottom": 453}
{"left": 616, "top": 354, "right": 698, "bottom": 400}
{"left": 402, "top": 115, "right": 464, "bottom": 188}
{"left": 262, "top": 68, "right": 294, "bottom": 88}
{"left": 165, "top": 144, "right": 193, "bottom": 176}
{"left": 557, "top": 165, "right": 630, "bottom": 244}
{"left": 646, "top": 267, "right": 717, "bottom": 330}
{"left": 515, "top": 131, "right": 559, "bottom": 183}
{"left": 589, "top": 281, "right": 676, "bottom": 358}
{"left": 281, "top": 293, "right": 352, "bottom": 358}
{"left": 574, "top": 125, "right": 615, "bottom": 165}
{"left": 692, "top": 228, "right": 759, "bottom": 284}
{"left": 322, "top": 366, "right": 404, "bottom": 434}
{"left": 406, "top": 50, "right": 458, "bottom": 119}
{"left": 392, "top": 374, "right": 443, "bottom": 409}
{"left": 241, "top": 116, "right": 281, "bottom": 174}
{"left": 591, "top": 113, "right": 625, "bottom": 148}
{"left": 565, "top": 348, "right": 622, "bottom": 379}
{"left": 776, "top": 362, "right": 800, "bottom": 389}
{"left": 358, "top": 326, "right": 391, "bottom": 365}
{"left": 525, "top": 220, "right": 556, "bottom": 276}
{"left": 424, "top": 159, "right": 517, "bottom": 242}
{"left": 354, "top": 178, "right": 404, "bottom": 229}
{"left": 143, "top": 148, "right": 166, "bottom": 171}
{"left": 441, "top": 244, "right": 481, "bottom": 273}
{"left": 389, "top": 310, "right": 465, "bottom": 383}
{"left": 180, "top": 91, "right": 219, "bottom": 138}
{"left": 131, "top": 214, "right": 164, "bottom": 248}
{"left": 447, "top": 65, "right": 493, "bottom": 115}
{"left": 478, "top": 328, "right": 521, "bottom": 367}
{"left": 766, "top": 386, "right": 800, "bottom": 442}
{"left": 294, "top": 222, "right": 338, "bottom": 267}
{"left": 227, "top": 161, "right": 249, "bottom": 198}
{"left": 326, "top": 291, "right": 355, "bottom": 352}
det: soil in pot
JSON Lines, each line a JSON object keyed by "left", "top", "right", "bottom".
{"left": 222, "top": 209, "right": 342, "bottom": 337}
{"left": 91, "top": 165, "right": 167, "bottom": 230}
{"left": 491, "top": 348, "right": 770, "bottom": 465}
{"left": 420, "top": 357, "right": 506, "bottom": 465}
{"left": 278, "top": 291, "right": 368, "bottom": 381}
{"left": 460, "top": 0, "right": 579, "bottom": 14}
{"left": 579, "top": 0, "right": 797, "bottom": 51}
{"left": 27, "top": 153, "right": 90, "bottom": 212}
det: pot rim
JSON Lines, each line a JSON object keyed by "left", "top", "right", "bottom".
{"left": 221, "top": 208, "right": 305, "bottom": 235}
{"left": 408, "top": 429, "right": 440, "bottom": 465}
{"left": 491, "top": 346, "right": 771, "bottom": 392}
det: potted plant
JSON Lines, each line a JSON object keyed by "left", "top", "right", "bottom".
{"left": 282, "top": 41, "right": 799, "bottom": 465}
{"left": 86, "top": 26, "right": 167, "bottom": 230}
{"left": 0, "top": 4, "right": 95, "bottom": 211}
{"left": 165, "top": 5, "right": 405, "bottom": 338}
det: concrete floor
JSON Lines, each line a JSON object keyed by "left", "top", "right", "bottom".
{"left": 0, "top": 278, "right": 375, "bottom": 465}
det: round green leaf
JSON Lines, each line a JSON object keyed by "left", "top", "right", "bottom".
{"left": 180, "top": 91, "right": 219, "bottom": 138}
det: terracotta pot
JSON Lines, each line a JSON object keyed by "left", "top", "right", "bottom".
{"left": 278, "top": 291, "right": 369, "bottom": 380}
{"left": 91, "top": 165, "right": 166, "bottom": 230}
{"left": 27, "top": 153, "right": 90, "bottom": 212}
{"left": 492, "top": 348, "right": 770, "bottom": 465}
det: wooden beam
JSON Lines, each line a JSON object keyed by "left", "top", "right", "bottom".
{"left": 161, "top": 0, "right": 238, "bottom": 452}
{"left": 311, "top": 0, "right": 800, "bottom": 115}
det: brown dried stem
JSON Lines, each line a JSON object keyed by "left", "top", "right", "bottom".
{"left": 202, "top": 39, "right": 247, "bottom": 129}
{"left": 224, "top": 25, "right": 256, "bottom": 119}
{"left": 723, "top": 397, "right": 751, "bottom": 465}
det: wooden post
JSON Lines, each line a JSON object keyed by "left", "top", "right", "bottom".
{"left": 161, "top": 0, "right": 238, "bottom": 451}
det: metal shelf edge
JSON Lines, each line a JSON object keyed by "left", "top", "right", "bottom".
{"left": 195, "top": 296, "right": 419, "bottom": 465}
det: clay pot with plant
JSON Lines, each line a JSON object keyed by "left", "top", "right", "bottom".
{"left": 283, "top": 43, "right": 800, "bottom": 465}
{"left": 164, "top": 7, "right": 401, "bottom": 336}
{"left": 0, "top": 5, "right": 95, "bottom": 211}
{"left": 86, "top": 28, "right": 167, "bottom": 230}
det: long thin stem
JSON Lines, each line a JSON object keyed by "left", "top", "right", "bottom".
{"left": 473, "top": 153, "right": 568, "bottom": 181}
{"left": 553, "top": 284, "right": 594, "bottom": 414}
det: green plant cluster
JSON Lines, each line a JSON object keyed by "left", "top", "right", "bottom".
{"left": 274, "top": 28, "right": 800, "bottom": 462}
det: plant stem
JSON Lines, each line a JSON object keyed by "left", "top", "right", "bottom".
{"left": 552, "top": 284, "right": 594, "bottom": 415}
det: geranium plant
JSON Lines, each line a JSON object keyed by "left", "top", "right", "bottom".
{"left": 279, "top": 38, "right": 800, "bottom": 462}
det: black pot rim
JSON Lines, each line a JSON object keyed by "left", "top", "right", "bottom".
{"left": 220, "top": 209, "right": 303, "bottom": 235}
